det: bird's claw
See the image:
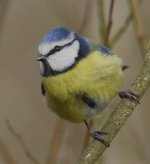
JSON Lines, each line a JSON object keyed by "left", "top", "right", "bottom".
{"left": 119, "top": 90, "right": 140, "bottom": 104}
{"left": 90, "top": 130, "right": 109, "bottom": 147}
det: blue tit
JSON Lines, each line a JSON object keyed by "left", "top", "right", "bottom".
{"left": 36, "top": 27, "right": 139, "bottom": 145}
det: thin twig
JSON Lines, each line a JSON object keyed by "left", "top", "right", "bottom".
{"left": 0, "top": 139, "right": 18, "bottom": 164}
{"left": 77, "top": 40, "right": 150, "bottom": 163}
{"left": 6, "top": 120, "right": 40, "bottom": 164}
{"left": 110, "top": 0, "right": 144, "bottom": 47}
{"left": 128, "top": 0, "right": 147, "bottom": 50}
{"left": 110, "top": 12, "right": 132, "bottom": 47}
{"left": 46, "top": 119, "right": 66, "bottom": 164}
{"left": 0, "top": 0, "right": 10, "bottom": 38}
{"left": 104, "top": 0, "right": 115, "bottom": 47}
{"left": 97, "top": 0, "right": 106, "bottom": 42}
{"left": 79, "top": 0, "right": 93, "bottom": 35}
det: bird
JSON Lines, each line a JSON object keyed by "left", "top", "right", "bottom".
{"left": 36, "top": 27, "right": 139, "bottom": 146}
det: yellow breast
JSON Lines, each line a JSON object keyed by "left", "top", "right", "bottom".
{"left": 43, "top": 51, "right": 123, "bottom": 123}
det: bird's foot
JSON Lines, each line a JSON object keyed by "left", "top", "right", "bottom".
{"left": 90, "top": 130, "right": 109, "bottom": 147}
{"left": 84, "top": 120, "right": 109, "bottom": 147}
{"left": 119, "top": 90, "right": 140, "bottom": 104}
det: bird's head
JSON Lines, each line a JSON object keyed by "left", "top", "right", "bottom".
{"left": 37, "top": 27, "right": 90, "bottom": 76}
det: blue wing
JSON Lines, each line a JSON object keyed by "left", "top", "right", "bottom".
{"left": 88, "top": 39, "right": 113, "bottom": 55}
{"left": 97, "top": 45, "right": 112, "bottom": 55}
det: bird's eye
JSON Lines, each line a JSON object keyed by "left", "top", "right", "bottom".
{"left": 54, "top": 46, "right": 61, "bottom": 52}
{"left": 48, "top": 45, "right": 62, "bottom": 56}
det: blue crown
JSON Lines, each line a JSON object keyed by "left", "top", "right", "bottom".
{"left": 40, "top": 27, "right": 72, "bottom": 44}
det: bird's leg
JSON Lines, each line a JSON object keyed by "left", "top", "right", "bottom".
{"left": 119, "top": 90, "right": 140, "bottom": 104}
{"left": 84, "top": 120, "right": 109, "bottom": 147}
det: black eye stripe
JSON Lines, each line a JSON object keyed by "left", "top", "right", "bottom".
{"left": 50, "top": 46, "right": 62, "bottom": 54}
{"left": 46, "top": 38, "right": 76, "bottom": 57}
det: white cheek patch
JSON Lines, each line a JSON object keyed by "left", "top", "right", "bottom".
{"left": 38, "top": 33, "right": 75, "bottom": 56}
{"left": 47, "top": 40, "right": 79, "bottom": 71}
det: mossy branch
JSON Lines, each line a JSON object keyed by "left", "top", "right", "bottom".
{"left": 76, "top": 40, "right": 150, "bottom": 164}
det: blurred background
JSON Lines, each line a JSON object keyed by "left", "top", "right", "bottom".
{"left": 0, "top": 0, "right": 150, "bottom": 164}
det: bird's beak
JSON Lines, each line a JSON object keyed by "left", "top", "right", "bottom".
{"left": 36, "top": 55, "right": 46, "bottom": 61}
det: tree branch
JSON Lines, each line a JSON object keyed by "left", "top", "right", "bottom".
{"left": 76, "top": 40, "right": 150, "bottom": 163}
